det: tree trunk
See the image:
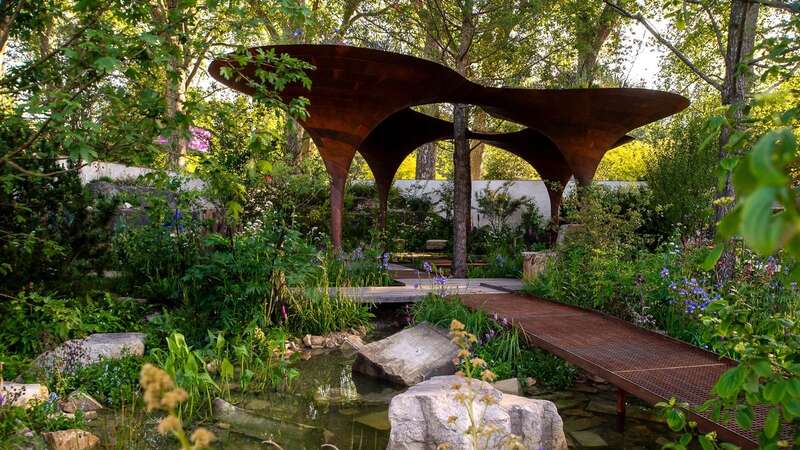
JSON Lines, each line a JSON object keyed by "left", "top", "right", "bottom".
{"left": 415, "top": 25, "right": 440, "bottom": 180}
{"left": 416, "top": 142, "right": 437, "bottom": 179}
{"left": 715, "top": 0, "right": 759, "bottom": 222}
{"left": 572, "top": 3, "right": 618, "bottom": 87}
{"left": 161, "top": 0, "right": 189, "bottom": 169}
{"left": 450, "top": 0, "right": 475, "bottom": 278}
{"left": 285, "top": 116, "right": 309, "bottom": 165}
{"left": 452, "top": 103, "right": 471, "bottom": 277}
{"left": 469, "top": 109, "right": 486, "bottom": 180}
{"left": 0, "top": 1, "right": 22, "bottom": 77}
{"left": 416, "top": 105, "right": 439, "bottom": 179}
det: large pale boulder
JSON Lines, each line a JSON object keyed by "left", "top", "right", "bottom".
{"left": 352, "top": 323, "right": 459, "bottom": 386}
{"left": 34, "top": 333, "right": 146, "bottom": 372}
{"left": 388, "top": 375, "right": 567, "bottom": 450}
{"left": 42, "top": 429, "right": 100, "bottom": 450}
{"left": 0, "top": 383, "right": 49, "bottom": 408}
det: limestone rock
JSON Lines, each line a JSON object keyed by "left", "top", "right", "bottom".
{"left": 34, "top": 333, "right": 146, "bottom": 372}
{"left": 352, "top": 323, "right": 459, "bottom": 386}
{"left": 303, "top": 334, "right": 326, "bottom": 349}
{"left": 42, "top": 429, "right": 100, "bottom": 450}
{"left": 493, "top": 378, "right": 522, "bottom": 395}
{"left": 522, "top": 251, "right": 556, "bottom": 280}
{"left": 388, "top": 375, "right": 567, "bottom": 450}
{"left": 340, "top": 335, "right": 364, "bottom": 356}
{"left": 0, "top": 383, "right": 49, "bottom": 408}
{"left": 60, "top": 392, "right": 103, "bottom": 413}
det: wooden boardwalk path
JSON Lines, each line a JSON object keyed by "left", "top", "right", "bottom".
{"left": 459, "top": 293, "right": 768, "bottom": 449}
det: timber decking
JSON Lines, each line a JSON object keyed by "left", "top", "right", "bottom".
{"left": 460, "top": 293, "right": 783, "bottom": 449}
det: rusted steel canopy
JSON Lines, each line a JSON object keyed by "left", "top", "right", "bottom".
{"left": 209, "top": 44, "right": 689, "bottom": 249}
{"left": 472, "top": 88, "right": 689, "bottom": 184}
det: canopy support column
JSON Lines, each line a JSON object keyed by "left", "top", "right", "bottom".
{"left": 330, "top": 174, "right": 347, "bottom": 252}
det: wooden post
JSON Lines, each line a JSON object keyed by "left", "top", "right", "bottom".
{"left": 616, "top": 388, "right": 627, "bottom": 432}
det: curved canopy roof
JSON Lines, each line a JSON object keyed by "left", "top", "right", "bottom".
{"left": 209, "top": 44, "right": 689, "bottom": 247}
{"left": 209, "top": 44, "right": 688, "bottom": 186}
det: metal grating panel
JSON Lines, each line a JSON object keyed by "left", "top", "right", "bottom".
{"left": 458, "top": 293, "right": 794, "bottom": 448}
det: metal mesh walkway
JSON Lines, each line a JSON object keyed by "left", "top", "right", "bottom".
{"left": 460, "top": 293, "right": 780, "bottom": 449}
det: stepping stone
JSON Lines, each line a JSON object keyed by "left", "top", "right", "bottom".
{"left": 564, "top": 417, "right": 605, "bottom": 432}
{"left": 493, "top": 378, "right": 521, "bottom": 395}
{"left": 569, "top": 430, "right": 608, "bottom": 447}
{"left": 585, "top": 400, "right": 617, "bottom": 416}
{"left": 562, "top": 408, "right": 593, "bottom": 418}
{"left": 555, "top": 396, "right": 583, "bottom": 410}
{"left": 355, "top": 410, "right": 390, "bottom": 431}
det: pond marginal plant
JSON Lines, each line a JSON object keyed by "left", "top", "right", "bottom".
{"left": 446, "top": 319, "right": 525, "bottom": 450}
{"left": 140, "top": 363, "right": 215, "bottom": 450}
{"left": 150, "top": 333, "right": 218, "bottom": 419}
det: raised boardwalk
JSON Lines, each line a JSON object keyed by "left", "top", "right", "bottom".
{"left": 332, "top": 278, "right": 523, "bottom": 303}
{"left": 460, "top": 293, "right": 771, "bottom": 449}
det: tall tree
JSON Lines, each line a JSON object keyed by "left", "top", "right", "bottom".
{"left": 416, "top": 0, "right": 540, "bottom": 276}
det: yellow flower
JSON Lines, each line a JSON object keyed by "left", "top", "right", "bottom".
{"left": 470, "top": 357, "right": 486, "bottom": 368}
{"left": 457, "top": 349, "right": 470, "bottom": 358}
{"left": 140, "top": 364, "right": 175, "bottom": 411}
{"left": 449, "top": 319, "right": 465, "bottom": 331}
{"left": 157, "top": 414, "right": 182, "bottom": 436}
{"left": 161, "top": 388, "right": 188, "bottom": 409}
{"left": 190, "top": 427, "right": 216, "bottom": 449}
{"left": 480, "top": 369, "right": 496, "bottom": 382}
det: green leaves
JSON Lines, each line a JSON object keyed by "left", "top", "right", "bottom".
{"left": 763, "top": 408, "right": 780, "bottom": 439}
{"left": 93, "top": 56, "right": 121, "bottom": 73}
{"left": 665, "top": 406, "right": 687, "bottom": 431}
{"left": 739, "top": 187, "right": 781, "bottom": 255}
{"left": 714, "top": 365, "right": 747, "bottom": 400}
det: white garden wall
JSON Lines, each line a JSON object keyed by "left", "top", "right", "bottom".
{"left": 390, "top": 180, "right": 644, "bottom": 227}
{"left": 74, "top": 160, "right": 642, "bottom": 228}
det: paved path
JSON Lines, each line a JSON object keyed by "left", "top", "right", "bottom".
{"left": 459, "top": 293, "right": 777, "bottom": 449}
{"left": 329, "top": 278, "right": 523, "bottom": 303}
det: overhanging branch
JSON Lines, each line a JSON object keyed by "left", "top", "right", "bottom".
{"left": 603, "top": 0, "right": 723, "bottom": 92}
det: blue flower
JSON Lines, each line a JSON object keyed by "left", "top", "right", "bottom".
{"left": 422, "top": 261, "right": 432, "bottom": 273}
{"left": 659, "top": 267, "right": 669, "bottom": 278}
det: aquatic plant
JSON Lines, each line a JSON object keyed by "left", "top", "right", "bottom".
{"left": 140, "top": 363, "right": 216, "bottom": 450}
{"left": 150, "top": 333, "right": 218, "bottom": 419}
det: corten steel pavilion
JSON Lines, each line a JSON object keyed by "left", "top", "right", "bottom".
{"left": 209, "top": 44, "right": 689, "bottom": 251}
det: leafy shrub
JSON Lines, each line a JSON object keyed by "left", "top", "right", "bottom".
{"left": 644, "top": 110, "right": 717, "bottom": 237}
{"left": 0, "top": 144, "right": 117, "bottom": 293}
{"left": 0, "top": 395, "right": 85, "bottom": 446}
{"left": 529, "top": 192, "right": 799, "bottom": 351}
{"left": 412, "top": 295, "right": 576, "bottom": 388}
{"left": 59, "top": 355, "right": 145, "bottom": 408}
{"left": 0, "top": 291, "right": 145, "bottom": 357}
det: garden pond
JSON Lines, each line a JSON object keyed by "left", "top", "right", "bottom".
{"left": 89, "top": 348, "right": 682, "bottom": 449}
